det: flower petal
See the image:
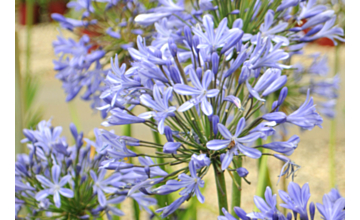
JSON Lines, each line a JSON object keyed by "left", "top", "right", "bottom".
{"left": 59, "top": 188, "right": 74, "bottom": 198}
{"left": 206, "top": 140, "right": 231, "bottom": 150}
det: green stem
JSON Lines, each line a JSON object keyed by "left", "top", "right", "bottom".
{"left": 329, "top": 45, "right": 340, "bottom": 188}
{"left": 15, "top": 31, "right": 24, "bottom": 156}
{"left": 231, "top": 157, "right": 242, "bottom": 218}
{"left": 150, "top": 123, "right": 171, "bottom": 209}
{"left": 254, "top": 112, "right": 272, "bottom": 207}
{"left": 213, "top": 162, "right": 228, "bottom": 215}
{"left": 255, "top": 149, "right": 270, "bottom": 201}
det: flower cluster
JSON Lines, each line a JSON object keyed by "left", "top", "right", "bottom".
{"left": 31, "top": 0, "right": 345, "bottom": 218}
{"left": 90, "top": 0, "right": 344, "bottom": 216}
{"left": 52, "top": 0, "right": 154, "bottom": 117}
{"left": 218, "top": 182, "right": 345, "bottom": 220}
{"left": 15, "top": 119, "right": 158, "bottom": 219}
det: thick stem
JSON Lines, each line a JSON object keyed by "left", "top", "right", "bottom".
{"left": 231, "top": 157, "right": 242, "bottom": 218}
{"left": 213, "top": 162, "right": 228, "bottom": 215}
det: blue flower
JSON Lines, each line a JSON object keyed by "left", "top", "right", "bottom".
{"left": 91, "top": 196, "right": 126, "bottom": 219}
{"left": 276, "top": 0, "right": 301, "bottom": 12}
{"left": 247, "top": 187, "right": 286, "bottom": 220}
{"left": 307, "top": 74, "right": 340, "bottom": 99}
{"left": 218, "top": 207, "right": 250, "bottom": 220}
{"left": 262, "top": 135, "right": 300, "bottom": 156}
{"left": 90, "top": 169, "right": 121, "bottom": 207}
{"left": 174, "top": 69, "right": 219, "bottom": 116}
{"left": 246, "top": 68, "right": 287, "bottom": 101}
{"left": 192, "top": 15, "right": 242, "bottom": 54}
{"left": 252, "top": 10, "right": 289, "bottom": 46}
{"left": 297, "top": 0, "right": 327, "bottom": 21}
{"left": 298, "top": 17, "right": 344, "bottom": 45}
{"left": 138, "top": 85, "right": 176, "bottom": 134}
{"left": 35, "top": 165, "right": 74, "bottom": 208}
{"left": 191, "top": 153, "right": 211, "bottom": 170}
{"left": 308, "top": 55, "right": 329, "bottom": 76}
{"left": 155, "top": 195, "right": 188, "bottom": 217}
{"left": 67, "top": 0, "right": 94, "bottom": 17}
{"left": 207, "top": 117, "right": 262, "bottom": 170}
{"left": 317, "top": 99, "right": 336, "bottom": 119}
{"left": 286, "top": 89, "right": 323, "bottom": 130}
{"left": 135, "top": 0, "right": 184, "bottom": 26}
{"left": 51, "top": 13, "right": 97, "bottom": 30}
{"left": 274, "top": 154, "right": 301, "bottom": 183}
{"left": 236, "top": 167, "right": 249, "bottom": 177}
{"left": 102, "top": 108, "right": 146, "bottom": 126}
{"left": 317, "top": 193, "right": 345, "bottom": 220}
{"left": 153, "top": 161, "right": 205, "bottom": 202}
{"left": 279, "top": 182, "right": 311, "bottom": 220}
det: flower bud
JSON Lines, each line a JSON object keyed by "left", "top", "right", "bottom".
{"left": 236, "top": 167, "right": 249, "bottom": 177}
{"left": 196, "top": 67, "right": 203, "bottom": 80}
{"left": 278, "top": 87, "right": 288, "bottom": 106}
{"left": 287, "top": 212, "right": 292, "bottom": 220}
{"left": 184, "top": 26, "right": 193, "bottom": 47}
{"left": 164, "top": 126, "right": 174, "bottom": 142}
{"left": 145, "top": 166, "right": 151, "bottom": 178}
{"left": 170, "top": 66, "right": 182, "bottom": 84}
{"left": 211, "top": 115, "right": 219, "bottom": 135}
{"left": 193, "top": 36, "right": 200, "bottom": 53}
{"left": 310, "top": 202, "right": 316, "bottom": 220}
{"left": 272, "top": 213, "right": 279, "bottom": 220}
{"left": 211, "top": 52, "right": 219, "bottom": 75}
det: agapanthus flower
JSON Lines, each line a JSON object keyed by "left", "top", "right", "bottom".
{"left": 279, "top": 182, "right": 311, "bottom": 219}
{"left": 207, "top": 118, "right": 262, "bottom": 170}
{"left": 192, "top": 15, "right": 243, "bottom": 54}
{"left": 263, "top": 89, "right": 323, "bottom": 130}
{"left": 90, "top": 169, "right": 122, "bottom": 207}
{"left": 155, "top": 195, "right": 188, "bottom": 217}
{"left": 174, "top": 69, "right": 219, "bottom": 116}
{"left": 317, "top": 195, "right": 345, "bottom": 220}
{"left": 91, "top": 196, "right": 126, "bottom": 220}
{"left": 298, "top": 17, "right": 344, "bottom": 45}
{"left": 317, "top": 99, "right": 336, "bottom": 118}
{"left": 191, "top": 154, "right": 211, "bottom": 170}
{"left": 154, "top": 161, "right": 205, "bottom": 203}
{"left": 297, "top": 0, "right": 327, "bottom": 21}
{"left": 262, "top": 135, "right": 300, "bottom": 156}
{"left": 138, "top": 85, "right": 176, "bottom": 134}
{"left": 134, "top": 0, "right": 185, "bottom": 26}
{"left": 252, "top": 9, "right": 289, "bottom": 46}
{"left": 247, "top": 187, "right": 286, "bottom": 219}
{"left": 35, "top": 165, "right": 74, "bottom": 208}
{"left": 274, "top": 154, "right": 301, "bottom": 183}
{"left": 51, "top": 13, "right": 97, "bottom": 31}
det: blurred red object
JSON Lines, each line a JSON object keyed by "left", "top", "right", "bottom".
{"left": 48, "top": 1, "right": 68, "bottom": 21}
{"left": 314, "top": 37, "right": 335, "bottom": 46}
{"left": 18, "top": 2, "right": 41, "bottom": 25}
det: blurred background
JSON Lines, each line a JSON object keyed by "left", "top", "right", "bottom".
{"left": 15, "top": 1, "right": 345, "bottom": 219}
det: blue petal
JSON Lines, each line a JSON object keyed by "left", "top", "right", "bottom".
{"left": 217, "top": 123, "right": 232, "bottom": 139}
{"left": 206, "top": 140, "right": 231, "bottom": 150}
{"left": 59, "top": 188, "right": 74, "bottom": 198}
